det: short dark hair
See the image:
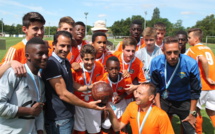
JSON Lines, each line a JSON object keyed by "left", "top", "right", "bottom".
{"left": 140, "top": 82, "right": 157, "bottom": 96}
{"left": 122, "top": 37, "right": 137, "bottom": 49}
{"left": 58, "top": 16, "right": 75, "bottom": 28}
{"left": 25, "top": 37, "right": 46, "bottom": 52}
{"left": 53, "top": 31, "right": 73, "bottom": 45}
{"left": 106, "top": 56, "right": 119, "bottom": 66}
{"left": 163, "top": 36, "right": 179, "bottom": 44}
{"left": 154, "top": 22, "right": 166, "bottom": 31}
{"left": 92, "top": 32, "right": 107, "bottom": 43}
{"left": 188, "top": 28, "right": 203, "bottom": 41}
{"left": 176, "top": 30, "right": 188, "bottom": 38}
{"left": 75, "top": 21, "right": 85, "bottom": 27}
{"left": 80, "top": 44, "right": 96, "bottom": 58}
{"left": 22, "top": 12, "right": 45, "bottom": 28}
{"left": 130, "top": 19, "right": 142, "bottom": 27}
{"left": 163, "top": 36, "right": 180, "bottom": 50}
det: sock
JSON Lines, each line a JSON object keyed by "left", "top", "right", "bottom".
{"left": 209, "top": 115, "right": 215, "bottom": 127}
{"left": 72, "top": 130, "right": 86, "bottom": 134}
{"left": 196, "top": 115, "right": 203, "bottom": 134}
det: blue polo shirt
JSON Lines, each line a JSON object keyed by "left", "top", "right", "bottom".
{"left": 42, "top": 52, "right": 75, "bottom": 121}
{"left": 150, "top": 54, "right": 201, "bottom": 101}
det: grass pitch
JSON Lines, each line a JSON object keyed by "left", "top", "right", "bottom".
{"left": 0, "top": 37, "right": 214, "bottom": 133}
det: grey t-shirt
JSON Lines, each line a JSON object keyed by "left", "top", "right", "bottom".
{"left": 135, "top": 46, "right": 163, "bottom": 80}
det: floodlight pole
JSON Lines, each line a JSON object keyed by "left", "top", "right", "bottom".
{"left": 84, "top": 12, "right": 88, "bottom": 35}
{"left": 1, "top": 18, "right": 3, "bottom": 36}
{"left": 144, "top": 11, "right": 147, "bottom": 29}
{"left": 48, "top": 22, "right": 50, "bottom": 36}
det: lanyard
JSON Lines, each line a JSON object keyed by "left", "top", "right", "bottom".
{"left": 121, "top": 53, "right": 134, "bottom": 71}
{"left": 82, "top": 63, "right": 95, "bottom": 85}
{"left": 164, "top": 58, "right": 180, "bottom": 89}
{"left": 22, "top": 38, "right": 27, "bottom": 45}
{"left": 137, "top": 105, "right": 152, "bottom": 134}
{"left": 96, "top": 53, "right": 105, "bottom": 64}
{"left": 108, "top": 74, "right": 120, "bottom": 93}
{"left": 25, "top": 64, "right": 41, "bottom": 102}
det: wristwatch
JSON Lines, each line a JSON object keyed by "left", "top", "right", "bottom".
{"left": 190, "top": 111, "right": 197, "bottom": 116}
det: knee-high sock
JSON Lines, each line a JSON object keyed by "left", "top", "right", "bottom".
{"left": 209, "top": 115, "right": 215, "bottom": 127}
{"left": 196, "top": 115, "right": 203, "bottom": 134}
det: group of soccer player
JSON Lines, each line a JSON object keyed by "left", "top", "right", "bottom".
{"left": 0, "top": 11, "right": 214, "bottom": 134}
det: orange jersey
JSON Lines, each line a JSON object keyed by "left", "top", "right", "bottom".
{"left": 115, "top": 38, "right": 145, "bottom": 52}
{"left": 96, "top": 72, "right": 132, "bottom": 97}
{"left": 113, "top": 51, "right": 146, "bottom": 83}
{"left": 47, "top": 40, "right": 54, "bottom": 56}
{"left": 95, "top": 51, "right": 113, "bottom": 67}
{"left": 121, "top": 102, "right": 174, "bottom": 134}
{"left": 1, "top": 41, "right": 26, "bottom": 64}
{"left": 72, "top": 61, "right": 104, "bottom": 102}
{"left": 186, "top": 44, "right": 215, "bottom": 90}
{"left": 74, "top": 40, "right": 89, "bottom": 63}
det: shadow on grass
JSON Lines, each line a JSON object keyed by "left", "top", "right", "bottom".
{"left": 202, "top": 117, "right": 214, "bottom": 134}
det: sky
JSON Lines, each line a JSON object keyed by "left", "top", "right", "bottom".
{"left": 0, "top": 0, "right": 214, "bottom": 28}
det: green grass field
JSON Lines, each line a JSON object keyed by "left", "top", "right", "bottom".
{"left": 0, "top": 37, "right": 215, "bottom": 134}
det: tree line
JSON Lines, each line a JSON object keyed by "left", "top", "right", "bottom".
{"left": 0, "top": 7, "right": 215, "bottom": 41}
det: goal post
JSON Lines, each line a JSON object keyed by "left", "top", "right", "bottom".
{"left": 206, "top": 36, "right": 215, "bottom": 45}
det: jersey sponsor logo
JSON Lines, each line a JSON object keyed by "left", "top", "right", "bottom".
{"left": 129, "top": 69, "right": 134, "bottom": 74}
{"left": 178, "top": 72, "right": 186, "bottom": 79}
{"left": 117, "top": 87, "right": 123, "bottom": 91}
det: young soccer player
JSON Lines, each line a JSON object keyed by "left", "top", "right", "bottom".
{"left": 186, "top": 28, "right": 215, "bottom": 134}
{"left": 115, "top": 20, "right": 145, "bottom": 52}
{"left": 175, "top": 30, "right": 188, "bottom": 54}
{"left": 72, "top": 45, "right": 104, "bottom": 134}
{"left": 135, "top": 27, "right": 163, "bottom": 81}
{"left": 96, "top": 56, "right": 133, "bottom": 134}
{"left": 92, "top": 32, "right": 113, "bottom": 67}
{"left": 113, "top": 37, "right": 146, "bottom": 104}
{"left": 1, "top": 12, "right": 46, "bottom": 65}
{"left": 154, "top": 22, "right": 166, "bottom": 49}
{"left": 91, "top": 20, "right": 114, "bottom": 51}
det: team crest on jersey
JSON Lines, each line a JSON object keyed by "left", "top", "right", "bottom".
{"left": 129, "top": 69, "right": 134, "bottom": 74}
{"left": 96, "top": 74, "right": 101, "bottom": 77}
{"left": 117, "top": 87, "right": 123, "bottom": 90}
{"left": 178, "top": 72, "right": 186, "bottom": 79}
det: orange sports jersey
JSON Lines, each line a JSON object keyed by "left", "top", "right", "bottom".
{"left": 95, "top": 51, "right": 113, "bottom": 66}
{"left": 74, "top": 40, "right": 89, "bottom": 63}
{"left": 121, "top": 102, "right": 174, "bottom": 134}
{"left": 72, "top": 61, "right": 104, "bottom": 102}
{"left": 113, "top": 51, "right": 146, "bottom": 83}
{"left": 115, "top": 38, "right": 145, "bottom": 52}
{"left": 46, "top": 40, "right": 54, "bottom": 56}
{"left": 1, "top": 41, "right": 26, "bottom": 65}
{"left": 67, "top": 46, "right": 79, "bottom": 64}
{"left": 96, "top": 72, "right": 132, "bottom": 97}
{"left": 186, "top": 44, "right": 215, "bottom": 90}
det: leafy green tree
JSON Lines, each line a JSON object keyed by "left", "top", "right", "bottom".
{"left": 152, "top": 7, "right": 160, "bottom": 20}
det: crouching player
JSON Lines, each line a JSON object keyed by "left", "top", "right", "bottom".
{"left": 96, "top": 56, "right": 133, "bottom": 134}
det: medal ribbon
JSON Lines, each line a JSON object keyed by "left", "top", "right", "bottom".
{"left": 164, "top": 57, "right": 180, "bottom": 89}
{"left": 25, "top": 64, "right": 41, "bottom": 102}
{"left": 137, "top": 105, "right": 152, "bottom": 134}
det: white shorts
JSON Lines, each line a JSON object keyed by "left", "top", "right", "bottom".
{"left": 74, "top": 106, "right": 102, "bottom": 133}
{"left": 102, "top": 99, "right": 127, "bottom": 129}
{"left": 125, "top": 98, "right": 133, "bottom": 105}
{"left": 197, "top": 90, "right": 215, "bottom": 111}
